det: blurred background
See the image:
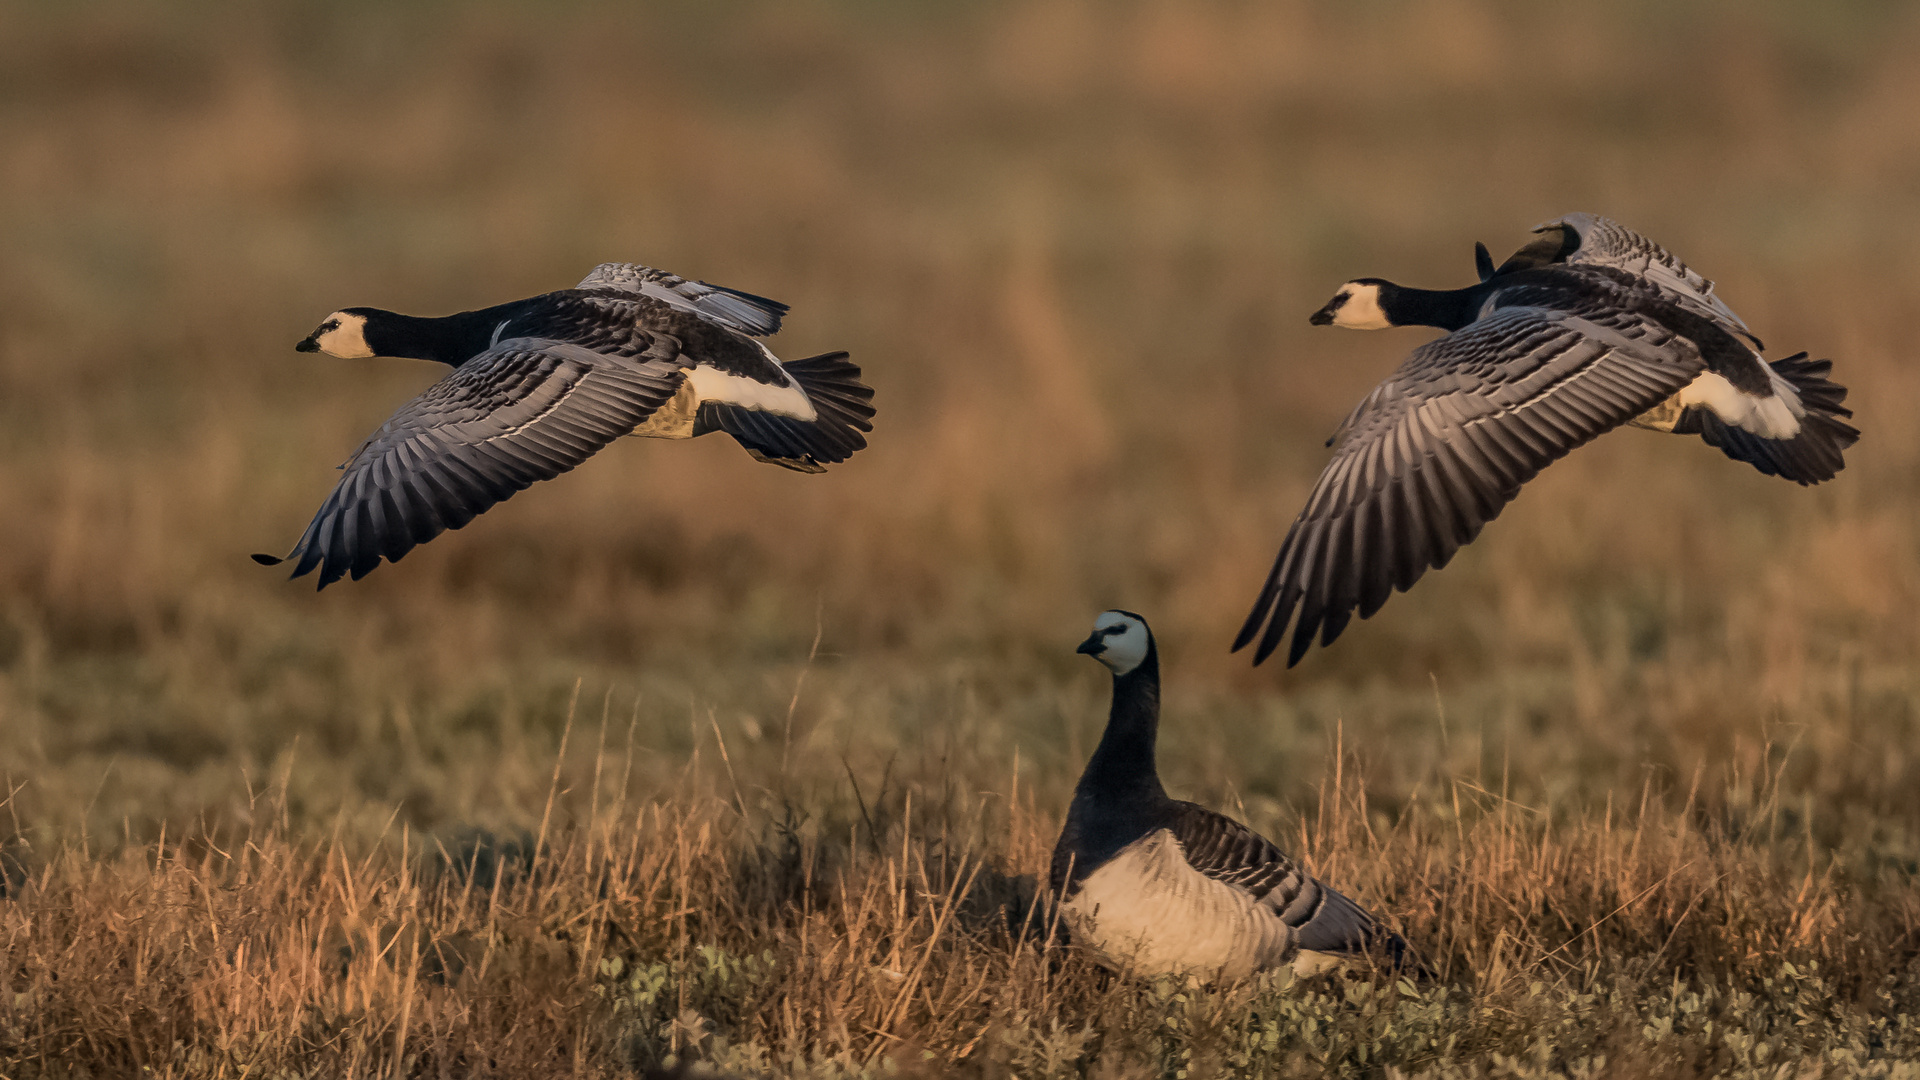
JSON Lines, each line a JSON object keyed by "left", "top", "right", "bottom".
{"left": 3, "top": 0, "right": 1918, "bottom": 850}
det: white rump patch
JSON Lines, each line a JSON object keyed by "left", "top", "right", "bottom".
{"left": 312, "top": 312, "right": 373, "bottom": 358}
{"left": 1063, "top": 830, "right": 1297, "bottom": 981}
{"left": 686, "top": 350, "right": 816, "bottom": 421}
{"left": 1678, "top": 371, "right": 1801, "bottom": 440}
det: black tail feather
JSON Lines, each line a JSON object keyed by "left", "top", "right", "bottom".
{"left": 698, "top": 351, "right": 875, "bottom": 473}
{"left": 1680, "top": 353, "right": 1858, "bottom": 485}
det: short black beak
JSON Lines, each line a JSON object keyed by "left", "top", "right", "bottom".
{"left": 1076, "top": 633, "right": 1106, "bottom": 656}
{"left": 1308, "top": 306, "right": 1336, "bottom": 326}
{"left": 295, "top": 336, "right": 320, "bottom": 353}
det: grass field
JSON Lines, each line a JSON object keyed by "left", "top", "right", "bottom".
{"left": 4, "top": 1, "right": 1920, "bottom": 1076}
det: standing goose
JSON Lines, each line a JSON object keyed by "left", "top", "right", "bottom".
{"left": 1053, "top": 610, "right": 1416, "bottom": 980}
{"left": 1237, "top": 213, "right": 1858, "bottom": 667}
{"left": 256, "top": 264, "right": 875, "bottom": 587}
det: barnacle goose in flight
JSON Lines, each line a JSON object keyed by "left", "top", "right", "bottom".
{"left": 255, "top": 264, "right": 875, "bottom": 587}
{"left": 1236, "top": 213, "right": 1858, "bottom": 667}
{"left": 1054, "top": 611, "right": 1418, "bottom": 979}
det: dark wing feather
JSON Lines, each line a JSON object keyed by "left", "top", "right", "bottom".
{"left": 1235, "top": 306, "right": 1707, "bottom": 667}
{"left": 1543, "top": 213, "right": 1763, "bottom": 349}
{"left": 1166, "top": 802, "right": 1413, "bottom": 965}
{"left": 261, "top": 339, "right": 684, "bottom": 587}
{"left": 576, "top": 263, "right": 788, "bottom": 337}
{"left": 565, "top": 283, "right": 808, "bottom": 392}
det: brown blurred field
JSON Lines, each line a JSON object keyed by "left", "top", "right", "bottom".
{"left": 4, "top": 1, "right": 1920, "bottom": 1076}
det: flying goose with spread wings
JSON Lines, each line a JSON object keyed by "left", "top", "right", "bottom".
{"left": 1236, "top": 213, "right": 1858, "bottom": 667}
{"left": 1055, "top": 610, "right": 1420, "bottom": 979}
{"left": 256, "top": 264, "right": 875, "bottom": 587}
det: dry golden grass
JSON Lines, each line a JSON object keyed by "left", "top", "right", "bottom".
{"left": 7, "top": 719, "right": 1919, "bottom": 1077}
{"left": 4, "top": 1, "right": 1920, "bottom": 1075}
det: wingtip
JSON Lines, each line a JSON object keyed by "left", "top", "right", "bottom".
{"left": 251, "top": 553, "right": 285, "bottom": 567}
{"left": 1250, "top": 632, "right": 1280, "bottom": 668}
{"left": 1237, "top": 607, "right": 1282, "bottom": 666}
{"left": 1231, "top": 614, "right": 1276, "bottom": 666}
{"left": 1229, "top": 611, "right": 1260, "bottom": 655}
{"left": 1286, "top": 634, "right": 1313, "bottom": 668}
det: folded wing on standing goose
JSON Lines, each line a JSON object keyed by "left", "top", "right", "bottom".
{"left": 1167, "top": 802, "right": 1415, "bottom": 967}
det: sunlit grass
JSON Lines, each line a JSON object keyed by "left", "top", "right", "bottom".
{"left": 3, "top": 1, "right": 1920, "bottom": 1075}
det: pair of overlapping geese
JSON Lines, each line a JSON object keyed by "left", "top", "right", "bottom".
{"left": 263, "top": 214, "right": 1856, "bottom": 981}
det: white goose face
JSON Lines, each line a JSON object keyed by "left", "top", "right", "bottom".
{"left": 1077, "top": 610, "right": 1151, "bottom": 676}
{"left": 1308, "top": 281, "right": 1390, "bottom": 330}
{"left": 296, "top": 311, "right": 373, "bottom": 358}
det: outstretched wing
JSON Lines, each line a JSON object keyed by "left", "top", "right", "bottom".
{"left": 1166, "top": 803, "right": 1398, "bottom": 960}
{"left": 1537, "top": 213, "right": 1762, "bottom": 349}
{"left": 576, "top": 263, "right": 789, "bottom": 337}
{"left": 1235, "top": 305, "right": 1707, "bottom": 667}
{"left": 258, "top": 338, "right": 685, "bottom": 587}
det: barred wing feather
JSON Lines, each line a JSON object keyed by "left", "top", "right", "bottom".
{"left": 576, "top": 263, "right": 789, "bottom": 337}
{"left": 1167, "top": 803, "right": 1397, "bottom": 960}
{"left": 1235, "top": 306, "right": 1707, "bottom": 666}
{"left": 1546, "top": 213, "right": 1762, "bottom": 349}
{"left": 258, "top": 339, "right": 685, "bottom": 587}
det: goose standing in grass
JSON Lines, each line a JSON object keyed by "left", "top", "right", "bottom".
{"left": 1053, "top": 610, "right": 1416, "bottom": 979}
{"left": 256, "top": 264, "right": 875, "bottom": 587}
{"left": 1237, "top": 213, "right": 1858, "bottom": 667}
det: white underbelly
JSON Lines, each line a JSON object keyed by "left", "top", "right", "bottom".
{"left": 1061, "top": 830, "right": 1296, "bottom": 981}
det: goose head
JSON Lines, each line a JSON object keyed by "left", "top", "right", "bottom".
{"left": 1308, "top": 279, "right": 1394, "bottom": 330}
{"left": 296, "top": 309, "right": 379, "bottom": 358}
{"left": 1076, "top": 610, "right": 1153, "bottom": 676}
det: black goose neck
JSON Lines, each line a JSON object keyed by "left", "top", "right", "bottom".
{"left": 1379, "top": 282, "right": 1487, "bottom": 332}
{"left": 1080, "top": 644, "right": 1167, "bottom": 803}
{"left": 362, "top": 299, "right": 540, "bottom": 367}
